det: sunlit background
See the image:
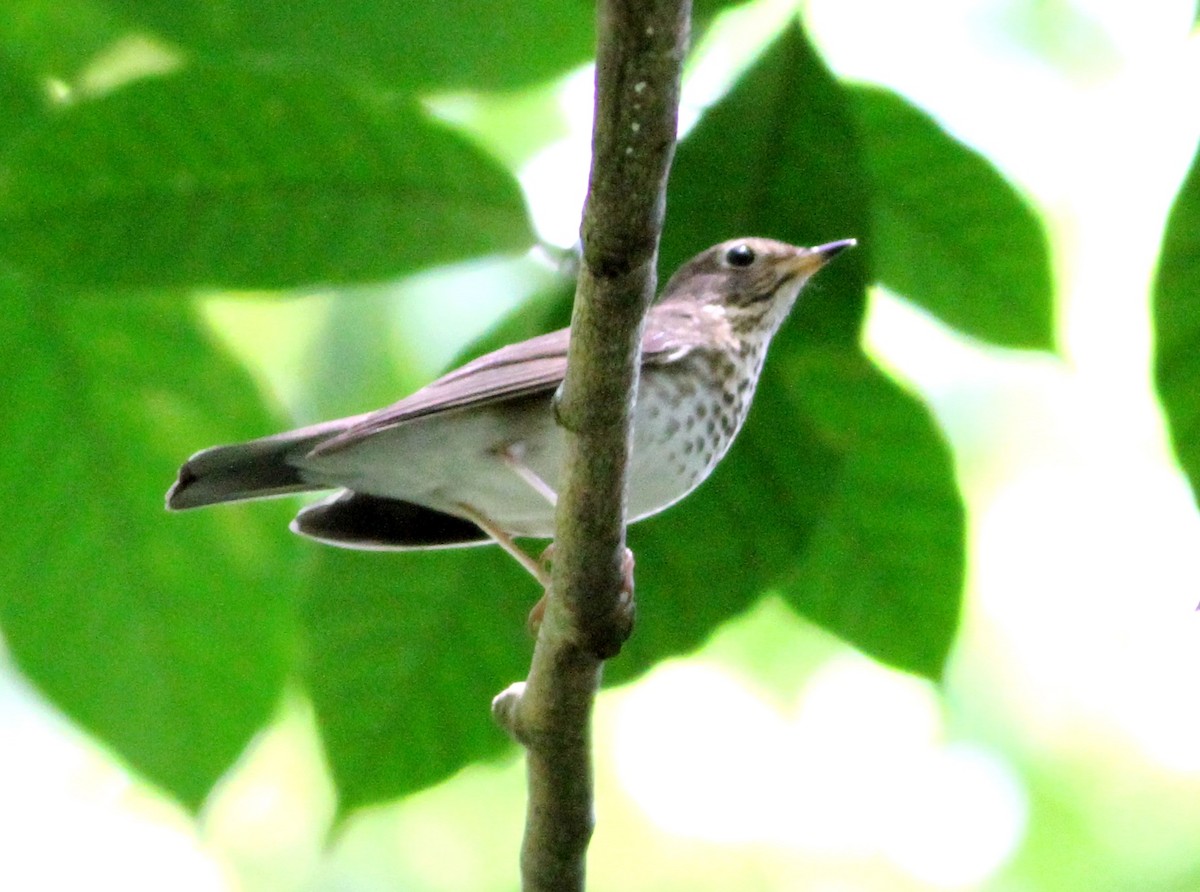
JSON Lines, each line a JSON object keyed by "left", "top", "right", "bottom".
{"left": 4, "top": 0, "right": 1200, "bottom": 889}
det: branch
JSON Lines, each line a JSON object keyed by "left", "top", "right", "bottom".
{"left": 491, "top": 1, "right": 690, "bottom": 890}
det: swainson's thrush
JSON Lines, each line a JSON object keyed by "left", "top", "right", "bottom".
{"left": 167, "top": 237, "right": 854, "bottom": 579}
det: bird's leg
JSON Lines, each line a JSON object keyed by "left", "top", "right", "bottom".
{"left": 498, "top": 443, "right": 558, "bottom": 507}
{"left": 453, "top": 502, "right": 550, "bottom": 588}
{"left": 494, "top": 444, "right": 564, "bottom": 634}
{"left": 525, "top": 543, "right": 556, "bottom": 635}
{"left": 494, "top": 444, "right": 634, "bottom": 646}
{"left": 498, "top": 444, "right": 557, "bottom": 624}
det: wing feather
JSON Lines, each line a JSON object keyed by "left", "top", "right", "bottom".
{"left": 311, "top": 302, "right": 710, "bottom": 456}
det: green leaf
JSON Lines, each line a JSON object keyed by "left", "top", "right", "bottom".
{"left": 1154, "top": 141, "right": 1200, "bottom": 507}
{"left": 665, "top": 20, "right": 871, "bottom": 347}
{"left": 301, "top": 547, "right": 533, "bottom": 813}
{"left": 446, "top": 275, "right": 576, "bottom": 368}
{"left": 0, "top": 0, "right": 126, "bottom": 83}
{"left": 0, "top": 67, "right": 534, "bottom": 290}
{"left": 302, "top": 294, "right": 429, "bottom": 422}
{"left": 779, "top": 350, "right": 964, "bottom": 677}
{"left": 107, "top": 0, "right": 594, "bottom": 92}
{"left": 0, "top": 53, "right": 46, "bottom": 148}
{"left": 292, "top": 275, "right": 568, "bottom": 811}
{"left": 851, "top": 86, "right": 1054, "bottom": 351}
{"left": 638, "top": 21, "right": 962, "bottom": 678}
{"left": 0, "top": 285, "right": 298, "bottom": 809}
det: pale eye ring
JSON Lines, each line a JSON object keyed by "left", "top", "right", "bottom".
{"left": 725, "top": 244, "right": 755, "bottom": 267}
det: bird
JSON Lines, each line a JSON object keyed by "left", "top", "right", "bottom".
{"left": 167, "top": 236, "right": 855, "bottom": 582}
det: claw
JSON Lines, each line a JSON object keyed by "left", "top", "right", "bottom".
{"left": 525, "top": 545, "right": 635, "bottom": 650}
{"left": 527, "top": 593, "right": 548, "bottom": 638}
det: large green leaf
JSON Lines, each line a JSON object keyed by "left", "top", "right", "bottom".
{"left": 0, "top": 286, "right": 298, "bottom": 809}
{"left": 287, "top": 275, "right": 528, "bottom": 811}
{"left": 106, "top": 0, "right": 594, "bottom": 92}
{"left": 301, "top": 547, "right": 534, "bottom": 814}
{"left": 635, "top": 20, "right": 962, "bottom": 677}
{"left": 779, "top": 349, "right": 963, "bottom": 676}
{"left": 1154, "top": 141, "right": 1200, "bottom": 506}
{"left": 0, "top": 67, "right": 534, "bottom": 290}
{"left": 851, "top": 86, "right": 1054, "bottom": 351}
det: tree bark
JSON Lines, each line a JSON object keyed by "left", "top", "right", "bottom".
{"left": 491, "top": 1, "right": 691, "bottom": 890}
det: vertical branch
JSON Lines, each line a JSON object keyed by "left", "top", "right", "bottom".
{"left": 491, "top": 1, "right": 690, "bottom": 890}
{"left": 557, "top": 0, "right": 691, "bottom": 647}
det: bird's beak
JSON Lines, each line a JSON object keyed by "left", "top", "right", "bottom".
{"left": 812, "top": 238, "right": 857, "bottom": 261}
{"left": 783, "top": 238, "right": 857, "bottom": 278}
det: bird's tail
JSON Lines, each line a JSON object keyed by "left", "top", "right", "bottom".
{"left": 165, "top": 417, "right": 362, "bottom": 510}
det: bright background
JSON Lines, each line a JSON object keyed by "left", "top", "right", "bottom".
{"left": 3, "top": 1, "right": 1200, "bottom": 889}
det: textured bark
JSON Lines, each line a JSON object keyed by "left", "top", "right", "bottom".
{"left": 491, "top": 1, "right": 690, "bottom": 890}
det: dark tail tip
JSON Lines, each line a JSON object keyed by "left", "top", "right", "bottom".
{"left": 165, "top": 464, "right": 198, "bottom": 511}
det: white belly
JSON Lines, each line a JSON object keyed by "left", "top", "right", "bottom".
{"left": 297, "top": 359, "right": 755, "bottom": 538}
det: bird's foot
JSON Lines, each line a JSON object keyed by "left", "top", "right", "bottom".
{"left": 526, "top": 545, "right": 636, "bottom": 660}
{"left": 605, "top": 546, "right": 637, "bottom": 651}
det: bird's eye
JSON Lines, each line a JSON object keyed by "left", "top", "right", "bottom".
{"left": 725, "top": 244, "right": 755, "bottom": 268}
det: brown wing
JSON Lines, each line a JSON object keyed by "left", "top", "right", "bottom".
{"left": 311, "top": 302, "right": 707, "bottom": 457}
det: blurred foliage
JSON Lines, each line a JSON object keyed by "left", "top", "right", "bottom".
{"left": 0, "top": 52, "right": 43, "bottom": 137}
{"left": 0, "top": 68, "right": 533, "bottom": 288}
{"left": 0, "top": 288, "right": 298, "bottom": 810}
{"left": 851, "top": 86, "right": 1055, "bottom": 350}
{"left": 1154, "top": 141, "right": 1200, "bottom": 510}
{"left": 993, "top": 0, "right": 1121, "bottom": 78}
{"left": 0, "top": 0, "right": 1062, "bottom": 817}
{"left": 640, "top": 23, "right": 960, "bottom": 679}
{"left": 300, "top": 547, "right": 534, "bottom": 813}
{"left": 0, "top": 0, "right": 126, "bottom": 83}
{"left": 107, "top": 0, "right": 596, "bottom": 91}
